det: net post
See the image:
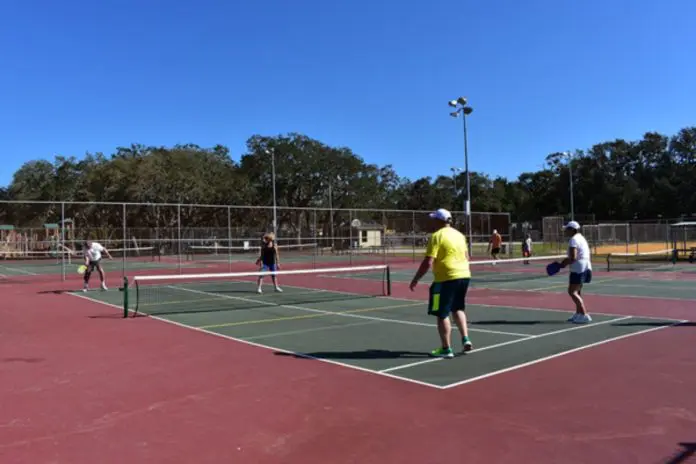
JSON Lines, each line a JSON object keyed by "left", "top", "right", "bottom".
{"left": 122, "top": 276, "right": 129, "bottom": 318}
{"left": 386, "top": 265, "right": 391, "bottom": 296}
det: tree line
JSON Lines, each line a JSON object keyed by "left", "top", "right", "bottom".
{"left": 1, "top": 127, "right": 695, "bottom": 234}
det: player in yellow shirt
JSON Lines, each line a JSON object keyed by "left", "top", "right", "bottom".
{"left": 409, "top": 208, "right": 472, "bottom": 358}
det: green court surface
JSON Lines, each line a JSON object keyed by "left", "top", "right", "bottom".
{"left": 69, "top": 279, "right": 683, "bottom": 389}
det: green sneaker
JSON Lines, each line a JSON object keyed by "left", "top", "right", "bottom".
{"left": 462, "top": 337, "right": 473, "bottom": 352}
{"left": 430, "top": 347, "right": 454, "bottom": 359}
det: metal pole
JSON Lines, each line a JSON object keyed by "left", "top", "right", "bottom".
{"left": 329, "top": 184, "right": 334, "bottom": 249}
{"left": 61, "top": 202, "right": 65, "bottom": 282}
{"left": 227, "top": 206, "right": 232, "bottom": 272}
{"left": 271, "top": 150, "right": 277, "bottom": 236}
{"left": 462, "top": 114, "right": 473, "bottom": 247}
{"left": 177, "top": 203, "right": 182, "bottom": 273}
{"left": 569, "top": 158, "right": 575, "bottom": 221}
{"left": 122, "top": 203, "right": 127, "bottom": 278}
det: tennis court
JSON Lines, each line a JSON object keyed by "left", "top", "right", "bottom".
{"left": 5, "top": 252, "right": 696, "bottom": 464}
{"left": 67, "top": 258, "right": 689, "bottom": 388}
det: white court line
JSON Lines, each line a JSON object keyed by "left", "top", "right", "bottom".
{"left": 65, "top": 291, "right": 688, "bottom": 391}
{"left": 0, "top": 265, "right": 38, "bottom": 276}
{"left": 379, "top": 316, "right": 633, "bottom": 373}
{"left": 268, "top": 278, "right": 688, "bottom": 322}
{"left": 441, "top": 319, "right": 688, "bottom": 389}
{"left": 166, "top": 285, "right": 531, "bottom": 338}
{"left": 526, "top": 277, "right": 625, "bottom": 292}
{"left": 493, "top": 285, "right": 696, "bottom": 302}
{"left": 195, "top": 277, "right": 686, "bottom": 323}
{"left": 66, "top": 291, "right": 445, "bottom": 390}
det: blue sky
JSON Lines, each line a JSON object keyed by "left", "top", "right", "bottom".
{"left": 1, "top": 0, "right": 694, "bottom": 188}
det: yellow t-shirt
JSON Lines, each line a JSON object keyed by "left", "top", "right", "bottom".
{"left": 425, "top": 226, "right": 471, "bottom": 282}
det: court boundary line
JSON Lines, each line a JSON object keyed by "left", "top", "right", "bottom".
{"left": 65, "top": 291, "right": 447, "bottom": 390}
{"left": 0, "top": 264, "right": 38, "bottom": 276}
{"left": 209, "top": 278, "right": 686, "bottom": 323}
{"left": 380, "top": 315, "right": 632, "bottom": 373}
{"left": 440, "top": 319, "right": 688, "bottom": 389}
{"left": 166, "top": 285, "right": 530, "bottom": 338}
{"left": 492, "top": 285, "right": 696, "bottom": 302}
{"left": 64, "top": 291, "right": 686, "bottom": 391}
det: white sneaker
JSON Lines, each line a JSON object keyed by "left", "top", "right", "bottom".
{"left": 257, "top": 287, "right": 263, "bottom": 294}
{"left": 82, "top": 286, "right": 88, "bottom": 293}
{"left": 274, "top": 286, "right": 283, "bottom": 292}
{"left": 567, "top": 313, "right": 578, "bottom": 322}
{"left": 101, "top": 283, "right": 108, "bottom": 291}
{"left": 573, "top": 313, "right": 592, "bottom": 324}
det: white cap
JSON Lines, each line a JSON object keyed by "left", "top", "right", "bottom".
{"left": 429, "top": 208, "right": 452, "bottom": 222}
{"left": 564, "top": 221, "right": 581, "bottom": 230}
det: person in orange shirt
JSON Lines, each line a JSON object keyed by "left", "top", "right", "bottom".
{"left": 488, "top": 229, "right": 503, "bottom": 260}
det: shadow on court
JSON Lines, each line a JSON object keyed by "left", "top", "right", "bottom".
{"left": 611, "top": 321, "right": 692, "bottom": 327}
{"left": 275, "top": 349, "right": 430, "bottom": 360}
{"left": 665, "top": 442, "right": 696, "bottom": 464}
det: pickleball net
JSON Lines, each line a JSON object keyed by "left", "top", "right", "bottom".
{"left": 123, "top": 264, "right": 391, "bottom": 317}
{"left": 606, "top": 249, "right": 676, "bottom": 272}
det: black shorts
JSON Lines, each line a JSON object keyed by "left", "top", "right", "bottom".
{"left": 491, "top": 247, "right": 501, "bottom": 255}
{"left": 86, "top": 260, "right": 102, "bottom": 272}
{"left": 569, "top": 269, "right": 592, "bottom": 285}
{"left": 428, "top": 278, "right": 471, "bottom": 319}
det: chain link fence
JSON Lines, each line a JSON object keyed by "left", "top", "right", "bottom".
{"left": 0, "top": 200, "right": 511, "bottom": 282}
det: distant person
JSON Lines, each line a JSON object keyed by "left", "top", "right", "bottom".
{"left": 255, "top": 232, "right": 283, "bottom": 293}
{"left": 559, "top": 221, "right": 592, "bottom": 324}
{"left": 522, "top": 233, "right": 533, "bottom": 264}
{"left": 488, "top": 229, "right": 503, "bottom": 261}
{"left": 82, "top": 240, "right": 113, "bottom": 292}
{"left": 409, "top": 208, "right": 473, "bottom": 358}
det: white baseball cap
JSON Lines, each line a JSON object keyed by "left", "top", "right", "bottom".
{"left": 429, "top": 208, "right": 452, "bottom": 222}
{"left": 564, "top": 221, "right": 581, "bottom": 230}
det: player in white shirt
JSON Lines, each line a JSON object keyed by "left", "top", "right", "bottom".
{"left": 559, "top": 221, "right": 592, "bottom": 324}
{"left": 82, "top": 240, "right": 113, "bottom": 291}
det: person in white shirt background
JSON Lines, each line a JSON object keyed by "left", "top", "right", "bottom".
{"left": 522, "top": 233, "right": 533, "bottom": 264}
{"left": 559, "top": 221, "right": 593, "bottom": 324}
{"left": 82, "top": 240, "right": 113, "bottom": 291}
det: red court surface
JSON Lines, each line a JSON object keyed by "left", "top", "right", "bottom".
{"left": 2, "top": 269, "right": 696, "bottom": 463}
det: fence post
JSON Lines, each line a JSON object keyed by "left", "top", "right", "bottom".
{"left": 227, "top": 206, "right": 232, "bottom": 272}
{"left": 61, "top": 202, "right": 66, "bottom": 282}
{"left": 177, "top": 203, "right": 182, "bottom": 273}
{"left": 122, "top": 203, "right": 127, "bottom": 278}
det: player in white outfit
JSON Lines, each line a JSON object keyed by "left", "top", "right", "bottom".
{"left": 82, "top": 240, "right": 113, "bottom": 291}
{"left": 560, "top": 221, "right": 593, "bottom": 324}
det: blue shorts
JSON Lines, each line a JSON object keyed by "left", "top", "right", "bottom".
{"left": 569, "top": 269, "right": 592, "bottom": 285}
{"left": 428, "top": 278, "right": 470, "bottom": 319}
{"left": 261, "top": 263, "right": 277, "bottom": 272}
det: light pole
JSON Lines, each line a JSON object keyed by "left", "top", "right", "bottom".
{"left": 265, "top": 148, "right": 277, "bottom": 236}
{"left": 449, "top": 97, "right": 474, "bottom": 246}
{"left": 562, "top": 151, "right": 575, "bottom": 221}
